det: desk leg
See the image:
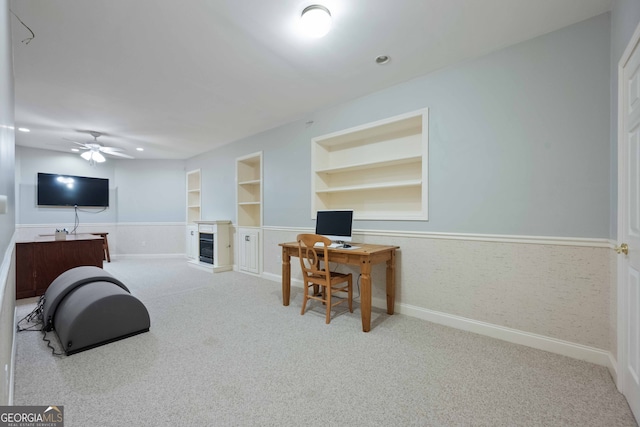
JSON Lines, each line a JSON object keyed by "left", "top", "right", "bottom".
{"left": 282, "top": 248, "right": 291, "bottom": 306}
{"left": 386, "top": 249, "right": 396, "bottom": 315}
{"left": 361, "top": 259, "right": 372, "bottom": 332}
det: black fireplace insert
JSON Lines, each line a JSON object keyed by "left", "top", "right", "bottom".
{"left": 199, "top": 233, "right": 214, "bottom": 264}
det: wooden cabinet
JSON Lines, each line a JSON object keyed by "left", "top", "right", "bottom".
{"left": 16, "top": 234, "right": 104, "bottom": 299}
{"left": 311, "top": 108, "right": 429, "bottom": 220}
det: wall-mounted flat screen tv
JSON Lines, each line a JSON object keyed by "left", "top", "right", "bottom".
{"left": 37, "top": 173, "right": 109, "bottom": 207}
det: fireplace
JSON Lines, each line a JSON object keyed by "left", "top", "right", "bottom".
{"left": 199, "top": 232, "right": 214, "bottom": 264}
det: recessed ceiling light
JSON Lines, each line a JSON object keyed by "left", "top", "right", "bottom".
{"left": 375, "top": 55, "right": 390, "bottom": 65}
{"left": 71, "top": 148, "right": 79, "bottom": 152}
{"left": 136, "top": 147, "right": 144, "bottom": 151}
{"left": 18, "top": 127, "right": 30, "bottom": 132}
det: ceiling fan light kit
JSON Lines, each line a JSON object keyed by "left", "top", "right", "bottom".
{"left": 80, "top": 150, "right": 106, "bottom": 164}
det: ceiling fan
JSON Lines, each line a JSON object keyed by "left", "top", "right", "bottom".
{"left": 64, "top": 131, "right": 134, "bottom": 165}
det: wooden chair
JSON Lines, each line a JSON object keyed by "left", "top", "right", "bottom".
{"left": 91, "top": 232, "right": 111, "bottom": 263}
{"left": 297, "top": 234, "right": 353, "bottom": 324}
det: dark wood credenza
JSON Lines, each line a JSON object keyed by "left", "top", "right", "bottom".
{"left": 16, "top": 234, "right": 104, "bottom": 299}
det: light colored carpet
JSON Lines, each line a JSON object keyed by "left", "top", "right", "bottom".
{"left": 14, "top": 258, "right": 638, "bottom": 426}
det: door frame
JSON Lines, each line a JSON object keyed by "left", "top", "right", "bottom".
{"left": 616, "top": 18, "right": 640, "bottom": 420}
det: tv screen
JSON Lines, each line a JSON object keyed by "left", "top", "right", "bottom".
{"left": 315, "top": 209, "right": 353, "bottom": 242}
{"left": 37, "top": 173, "right": 109, "bottom": 207}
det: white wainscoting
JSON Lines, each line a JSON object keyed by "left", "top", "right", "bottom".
{"left": 113, "top": 223, "right": 185, "bottom": 258}
{"left": 16, "top": 223, "right": 186, "bottom": 258}
{"left": 262, "top": 226, "right": 617, "bottom": 377}
{"left": 14, "top": 223, "right": 618, "bottom": 376}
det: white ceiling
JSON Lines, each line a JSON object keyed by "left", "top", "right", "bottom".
{"left": 9, "top": 0, "right": 613, "bottom": 160}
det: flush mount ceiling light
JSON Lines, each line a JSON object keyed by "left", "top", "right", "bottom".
{"left": 300, "top": 4, "right": 332, "bottom": 38}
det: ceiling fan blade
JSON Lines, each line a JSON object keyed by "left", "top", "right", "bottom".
{"left": 103, "top": 150, "right": 134, "bottom": 159}
{"left": 63, "top": 137, "right": 88, "bottom": 147}
{"left": 100, "top": 146, "right": 124, "bottom": 152}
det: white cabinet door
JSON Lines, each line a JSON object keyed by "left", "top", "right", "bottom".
{"left": 186, "top": 225, "right": 198, "bottom": 259}
{"left": 239, "top": 229, "right": 259, "bottom": 274}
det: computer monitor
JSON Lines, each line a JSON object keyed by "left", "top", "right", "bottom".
{"left": 315, "top": 210, "right": 353, "bottom": 243}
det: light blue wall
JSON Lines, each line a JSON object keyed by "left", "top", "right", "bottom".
{"left": 114, "top": 160, "right": 185, "bottom": 222}
{"left": 189, "top": 13, "right": 612, "bottom": 238}
{"left": 17, "top": 147, "right": 117, "bottom": 225}
{"left": 16, "top": 146, "right": 185, "bottom": 225}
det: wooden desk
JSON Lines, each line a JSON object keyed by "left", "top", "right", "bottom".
{"left": 279, "top": 242, "right": 399, "bottom": 332}
{"left": 16, "top": 234, "right": 104, "bottom": 299}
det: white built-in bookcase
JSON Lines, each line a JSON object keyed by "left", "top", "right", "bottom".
{"left": 311, "top": 108, "right": 428, "bottom": 220}
{"left": 236, "top": 152, "right": 262, "bottom": 275}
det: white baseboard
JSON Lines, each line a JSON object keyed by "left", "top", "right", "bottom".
{"left": 262, "top": 271, "right": 616, "bottom": 373}
{"left": 391, "top": 301, "right": 615, "bottom": 371}
{"left": 113, "top": 254, "right": 185, "bottom": 260}
{"left": 10, "top": 307, "right": 16, "bottom": 405}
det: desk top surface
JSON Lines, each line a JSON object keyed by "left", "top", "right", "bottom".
{"left": 19, "top": 233, "right": 104, "bottom": 244}
{"left": 279, "top": 241, "right": 398, "bottom": 254}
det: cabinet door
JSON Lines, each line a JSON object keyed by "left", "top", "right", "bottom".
{"left": 33, "top": 240, "right": 103, "bottom": 296}
{"left": 15, "top": 243, "right": 35, "bottom": 299}
{"left": 239, "top": 230, "right": 259, "bottom": 274}
{"left": 186, "top": 225, "right": 198, "bottom": 259}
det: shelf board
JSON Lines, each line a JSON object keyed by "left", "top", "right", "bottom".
{"left": 238, "top": 179, "right": 261, "bottom": 185}
{"left": 315, "top": 155, "right": 421, "bottom": 174}
{"left": 188, "top": 189, "right": 201, "bottom": 193}
{"left": 188, "top": 205, "right": 201, "bottom": 209}
{"left": 238, "top": 201, "right": 261, "bottom": 205}
{"left": 315, "top": 113, "right": 423, "bottom": 147}
{"left": 315, "top": 179, "right": 422, "bottom": 194}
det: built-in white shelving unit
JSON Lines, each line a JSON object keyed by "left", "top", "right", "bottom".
{"left": 236, "top": 152, "right": 263, "bottom": 275}
{"left": 186, "top": 169, "right": 201, "bottom": 260}
{"left": 311, "top": 108, "right": 429, "bottom": 220}
{"left": 237, "top": 153, "right": 262, "bottom": 228}
{"left": 186, "top": 169, "right": 201, "bottom": 224}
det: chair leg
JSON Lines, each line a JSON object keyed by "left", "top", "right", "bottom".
{"left": 348, "top": 276, "right": 353, "bottom": 313}
{"left": 301, "top": 284, "right": 309, "bottom": 315}
{"left": 103, "top": 235, "right": 111, "bottom": 262}
{"left": 325, "top": 286, "right": 331, "bottom": 324}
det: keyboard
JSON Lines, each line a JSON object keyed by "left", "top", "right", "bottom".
{"left": 313, "top": 242, "right": 344, "bottom": 248}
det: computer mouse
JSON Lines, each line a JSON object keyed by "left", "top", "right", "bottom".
{"left": 343, "top": 244, "right": 351, "bottom": 248}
